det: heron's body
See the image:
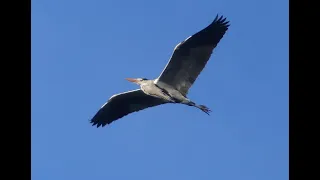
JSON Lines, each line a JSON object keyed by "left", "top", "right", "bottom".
{"left": 141, "top": 80, "right": 188, "bottom": 103}
{"left": 90, "top": 15, "right": 230, "bottom": 127}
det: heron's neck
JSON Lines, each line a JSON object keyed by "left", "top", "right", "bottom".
{"left": 139, "top": 80, "right": 153, "bottom": 87}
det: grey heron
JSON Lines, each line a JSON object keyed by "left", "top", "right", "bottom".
{"left": 90, "top": 14, "right": 230, "bottom": 127}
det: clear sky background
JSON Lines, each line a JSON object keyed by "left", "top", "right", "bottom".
{"left": 32, "top": 0, "right": 288, "bottom": 179}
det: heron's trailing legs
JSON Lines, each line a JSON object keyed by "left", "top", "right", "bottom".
{"left": 186, "top": 101, "right": 211, "bottom": 115}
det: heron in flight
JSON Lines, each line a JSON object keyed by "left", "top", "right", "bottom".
{"left": 90, "top": 15, "right": 230, "bottom": 127}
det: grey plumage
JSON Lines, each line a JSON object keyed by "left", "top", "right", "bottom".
{"left": 90, "top": 14, "right": 230, "bottom": 127}
{"left": 156, "top": 15, "right": 230, "bottom": 95}
{"left": 91, "top": 89, "right": 167, "bottom": 127}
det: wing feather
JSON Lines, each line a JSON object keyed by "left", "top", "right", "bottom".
{"left": 90, "top": 89, "right": 167, "bottom": 127}
{"left": 156, "top": 14, "right": 230, "bottom": 95}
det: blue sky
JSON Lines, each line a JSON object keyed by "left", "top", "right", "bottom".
{"left": 32, "top": 0, "right": 288, "bottom": 179}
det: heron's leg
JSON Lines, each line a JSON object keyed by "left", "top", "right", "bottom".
{"left": 197, "top": 105, "right": 211, "bottom": 115}
{"left": 185, "top": 101, "right": 211, "bottom": 115}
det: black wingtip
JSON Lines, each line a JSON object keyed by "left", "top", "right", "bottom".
{"left": 90, "top": 117, "right": 110, "bottom": 128}
{"left": 213, "top": 14, "right": 219, "bottom": 21}
{"left": 89, "top": 118, "right": 101, "bottom": 128}
{"left": 213, "top": 14, "right": 230, "bottom": 26}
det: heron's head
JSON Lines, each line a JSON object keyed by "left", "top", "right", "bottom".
{"left": 125, "top": 78, "right": 148, "bottom": 85}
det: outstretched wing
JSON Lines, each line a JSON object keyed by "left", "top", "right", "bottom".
{"left": 156, "top": 15, "right": 230, "bottom": 96}
{"left": 90, "top": 89, "right": 167, "bottom": 127}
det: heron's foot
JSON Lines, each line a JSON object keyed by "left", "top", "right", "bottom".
{"left": 198, "top": 105, "right": 211, "bottom": 115}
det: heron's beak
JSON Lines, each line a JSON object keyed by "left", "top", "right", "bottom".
{"left": 125, "top": 78, "right": 139, "bottom": 83}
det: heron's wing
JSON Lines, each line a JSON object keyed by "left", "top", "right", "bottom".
{"left": 156, "top": 15, "right": 230, "bottom": 96}
{"left": 90, "top": 89, "right": 168, "bottom": 127}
